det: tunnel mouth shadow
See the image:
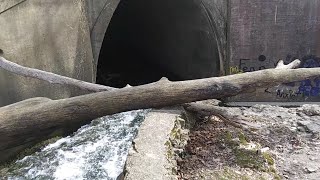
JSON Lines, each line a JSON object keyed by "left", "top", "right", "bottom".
{"left": 96, "top": 0, "right": 220, "bottom": 88}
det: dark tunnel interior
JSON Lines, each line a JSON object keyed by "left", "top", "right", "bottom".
{"left": 96, "top": 0, "right": 220, "bottom": 88}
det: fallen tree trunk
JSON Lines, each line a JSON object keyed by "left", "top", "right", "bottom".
{"left": 0, "top": 57, "right": 318, "bottom": 163}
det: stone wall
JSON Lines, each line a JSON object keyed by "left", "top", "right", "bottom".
{"left": 0, "top": 0, "right": 94, "bottom": 106}
{"left": 228, "top": 0, "right": 320, "bottom": 103}
{"left": 85, "top": 0, "right": 120, "bottom": 79}
{"left": 1, "top": 0, "right": 319, "bottom": 105}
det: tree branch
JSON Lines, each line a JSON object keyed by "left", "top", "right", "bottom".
{"left": 276, "top": 59, "right": 301, "bottom": 69}
{"left": 0, "top": 56, "right": 116, "bottom": 92}
{"left": 0, "top": 56, "right": 301, "bottom": 93}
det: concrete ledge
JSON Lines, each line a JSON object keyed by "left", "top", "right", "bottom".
{"left": 123, "top": 107, "right": 184, "bottom": 180}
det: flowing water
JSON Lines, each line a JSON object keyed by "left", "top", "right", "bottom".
{"left": 2, "top": 110, "right": 148, "bottom": 180}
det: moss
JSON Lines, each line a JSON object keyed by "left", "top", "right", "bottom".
{"left": 225, "top": 131, "right": 233, "bottom": 142}
{"left": 233, "top": 145, "right": 280, "bottom": 180}
{"left": 220, "top": 131, "right": 239, "bottom": 148}
{"left": 268, "top": 166, "right": 281, "bottom": 180}
{"left": 169, "top": 116, "right": 188, "bottom": 148}
{"left": 272, "top": 173, "right": 281, "bottom": 180}
{"left": 176, "top": 116, "right": 186, "bottom": 129}
{"left": 235, "top": 148, "right": 266, "bottom": 170}
{"left": 170, "top": 128, "right": 181, "bottom": 140}
{"left": 180, "top": 111, "right": 197, "bottom": 129}
{"left": 165, "top": 140, "right": 174, "bottom": 160}
{"left": 166, "top": 114, "right": 191, "bottom": 175}
{"left": 238, "top": 132, "right": 248, "bottom": 145}
{"left": 168, "top": 112, "right": 206, "bottom": 178}
{"left": 262, "top": 152, "right": 274, "bottom": 166}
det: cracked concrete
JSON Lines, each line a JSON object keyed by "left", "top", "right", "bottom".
{"left": 123, "top": 107, "right": 183, "bottom": 180}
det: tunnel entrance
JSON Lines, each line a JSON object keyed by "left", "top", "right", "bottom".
{"left": 96, "top": 0, "right": 220, "bottom": 88}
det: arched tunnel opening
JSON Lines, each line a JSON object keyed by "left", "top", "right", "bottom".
{"left": 96, "top": 0, "right": 220, "bottom": 88}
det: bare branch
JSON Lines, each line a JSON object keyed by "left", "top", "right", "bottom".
{"left": 276, "top": 59, "right": 301, "bottom": 69}
{"left": 0, "top": 56, "right": 116, "bottom": 92}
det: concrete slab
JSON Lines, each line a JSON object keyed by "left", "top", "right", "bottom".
{"left": 124, "top": 108, "right": 183, "bottom": 180}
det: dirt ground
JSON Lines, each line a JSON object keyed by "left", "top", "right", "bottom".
{"left": 177, "top": 104, "right": 320, "bottom": 180}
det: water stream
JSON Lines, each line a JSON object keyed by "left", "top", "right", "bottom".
{"left": 2, "top": 110, "right": 148, "bottom": 180}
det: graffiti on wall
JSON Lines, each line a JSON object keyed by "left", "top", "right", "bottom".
{"left": 297, "top": 78, "right": 320, "bottom": 97}
{"left": 231, "top": 54, "right": 320, "bottom": 99}
{"left": 229, "top": 54, "right": 278, "bottom": 75}
{"left": 229, "top": 66, "right": 243, "bottom": 74}
{"left": 238, "top": 55, "right": 276, "bottom": 72}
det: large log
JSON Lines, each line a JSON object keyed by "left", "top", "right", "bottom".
{"left": 0, "top": 57, "right": 318, "bottom": 163}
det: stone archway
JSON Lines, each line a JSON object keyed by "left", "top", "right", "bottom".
{"left": 87, "top": 0, "right": 121, "bottom": 80}
{"left": 94, "top": 0, "right": 225, "bottom": 88}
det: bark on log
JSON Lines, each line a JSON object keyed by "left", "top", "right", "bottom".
{"left": 1, "top": 57, "right": 319, "bottom": 164}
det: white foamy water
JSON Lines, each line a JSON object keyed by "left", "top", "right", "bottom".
{"left": 4, "top": 110, "right": 147, "bottom": 180}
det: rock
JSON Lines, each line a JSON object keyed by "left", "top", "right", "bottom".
{"left": 292, "top": 160, "right": 298, "bottom": 165}
{"left": 297, "top": 126, "right": 306, "bottom": 132}
{"left": 297, "top": 120, "right": 312, "bottom": 127}
{"left": 309, "top": 157, "right": 317, "bottom": 161}
{"left": 260, "top": 147, "right": 270, "bottom": 153}
{"left": 300, "top": 104, "right": 320, "bottom": 116}
{"left": 305, "top": 165, "right": 319, "bottom": 173}
{"left": 284, "top": 168, "right": 296, "bottom": 175}
{"left": 173, "top": 148, "right": 184, "bottom": 154}
{"left": 306, "top": 123, "right": 320, "bottom": 134}
{"left": 289, "top": 126, "right": 297, "bottom": 131}
{"left": 117, "top": 172, "right": 125, "bottom": 180}
{"left": 297, "top": 121, "right": 320, "bottom": 134}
